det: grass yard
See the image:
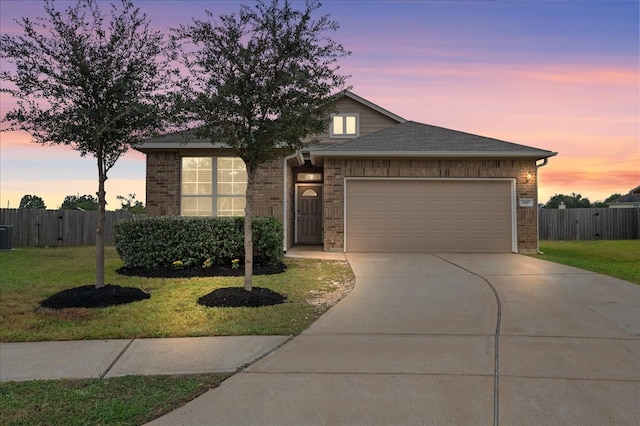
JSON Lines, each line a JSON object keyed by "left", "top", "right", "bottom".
{"left": 0, "top": 246, "right": 355, "bottom": 342}
{"left": 536, "top": 240, "right": 640, "bottom": 285}
{"left": 0, "top": 246, "right": 354, "bottom": 425}
{"left": 0, "top": 374, "right": 231, "bottom": 426}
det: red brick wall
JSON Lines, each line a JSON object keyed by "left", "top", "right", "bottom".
{"left": 252, "top": 159, "right": 284, "bottom": 220}
{"left": 145, "top": 152, "right": 180, "bottom": 216}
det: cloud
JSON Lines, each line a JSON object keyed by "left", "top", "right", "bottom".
{"left": 539, "top": 164, "right": 639, "bottom": 203}
{"left": 543, "top": 169, "right": 639, "bottom": 188}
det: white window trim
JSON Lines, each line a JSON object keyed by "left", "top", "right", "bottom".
{"left": 330, "top": 113, "right": 360, "bottom": 138}
{"left": 180, "top": 156, "right": 246, "bottom": 217}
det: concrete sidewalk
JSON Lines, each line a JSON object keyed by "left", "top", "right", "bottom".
{"left": 148, "top": 253, "right": 640, "bottom": 426}
{"left": 0, "top": 336, "right": 289, "bottom": 382}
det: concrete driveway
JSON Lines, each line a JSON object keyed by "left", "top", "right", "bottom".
{"left": 149, "top": 253, "right": 640, "bottom": 426}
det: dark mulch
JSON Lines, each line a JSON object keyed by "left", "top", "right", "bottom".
{"left": 116, "top": 263, "right": 287, "bottom": 278}
{"left": 197, "top": 287, "right": 287, "bottom": 308}
{"left": 40, "top": 263, "right": 288, "bottom": 310}
{"left": 40, "top": 285, "right": 150, "bottom": 310}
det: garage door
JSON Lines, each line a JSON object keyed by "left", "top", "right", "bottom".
{"left": 345, "top": 179, "right": 514, "bottom": 253}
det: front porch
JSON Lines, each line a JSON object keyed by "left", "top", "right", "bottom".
{"left": 285, "top": 245, "right": 346, "bottom": 261}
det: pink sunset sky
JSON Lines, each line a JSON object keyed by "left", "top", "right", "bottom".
{"left": 1, "top": 0, "right": 638, "bottom": 210}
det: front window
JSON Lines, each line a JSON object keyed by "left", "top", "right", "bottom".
{"left": 181, "top": 157, "right": 247, "bottom": 216}
{"left": 330, "top": 113, "right": 359, "bottom": 138}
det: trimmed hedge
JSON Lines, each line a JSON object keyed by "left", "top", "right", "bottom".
{"left": 114, "top": 216, "right": 283, "bottom": 269}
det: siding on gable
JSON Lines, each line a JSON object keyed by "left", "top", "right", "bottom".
{"left": 307, "top": 96, "right": 402, "bottom": 145}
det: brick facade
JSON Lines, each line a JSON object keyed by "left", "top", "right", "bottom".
{"left": 251, "top": 159, "right": 285, "bottom": 220}
{"left": 146, "top": 152, "right": 541, "bottom": 253}
{"left": 145, "top": 152, "right": 541, "bottom": 254}
{"left": 145, "top": 152, "right": 181, "bottom": 216}
{"left": 323, "top": 158, "right": 540, "bottom": 254}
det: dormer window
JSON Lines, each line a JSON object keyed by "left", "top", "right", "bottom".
{"left": 330, "top": 113, "right": 359, "bottom": 138}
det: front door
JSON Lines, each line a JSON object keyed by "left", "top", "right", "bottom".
{"left": 296, "top": 185, "right": 323, "bottom": 244}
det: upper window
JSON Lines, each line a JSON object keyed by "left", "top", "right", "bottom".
{"left": 181, "top": 157, "right": 247, "bottom": 217}
{"left": 330, "top": 113, "right": 359, "bottom": 138}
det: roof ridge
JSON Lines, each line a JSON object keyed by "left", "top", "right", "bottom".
{"left": 311, "top": 119, "right": 557, "bottom": 160}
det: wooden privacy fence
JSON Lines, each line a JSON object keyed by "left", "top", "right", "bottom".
{"left": 0, "top": 209, "right": 138, "bottom": 247}
{"left": 539, "top": 208, "right": 640, "bottom": 240}
{"left": 3, "top": 207, "right": 637, "bottom": 246}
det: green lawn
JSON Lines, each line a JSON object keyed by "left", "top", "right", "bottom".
{"left": 0, "top": 245, "right": 354, "bottom": 425}
{"left": 0, "top": 246, "right": 355, "bottom": 342}
{"left": 0, "top": 374, "right": 231, "bottom": 426}
{"left": 535, "top": 240, "right": 640, "bottom": 285}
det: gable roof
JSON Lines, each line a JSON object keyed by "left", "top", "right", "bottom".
{"left": 341, "top": 91, "right": 406, "bottom": 123}
{"left": 135, "top": 91, "right": 404, "bottom": 152}
{"left": 311, "top": 121, "right": 557, "bottom": 160}
{"left": 610, "top": 185, "right": 640, "bottom": 204}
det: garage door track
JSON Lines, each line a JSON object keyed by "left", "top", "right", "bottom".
{"left": 149, "top": 253, "right": 640, "bottom": 425}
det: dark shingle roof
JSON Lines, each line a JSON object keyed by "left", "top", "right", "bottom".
{"left": 610, "top": 186, "right": 640, "bottom": 204}
{"left": 313, "top": 121, "right": 556, "bottom": 159}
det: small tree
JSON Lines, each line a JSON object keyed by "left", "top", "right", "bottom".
{"left": 19, "top": 195, "right": 46, "bottom": 209}
{"left": 117, "top": 193, "right": 145, "bottom": 214}
{"left": 61, "top": 194, "right": 99, "bottom": 210}
{"left": 1, "top": 0, "right": 173, "bottom": 288}
{"left": 174, "top": 0, "right": 350, "bottom": 291}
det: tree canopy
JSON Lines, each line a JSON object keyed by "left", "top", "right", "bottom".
{"left": 544, "top": 192, "right": 625, "bottom": 208}
{"left": 19, "top": 195, "right": 46, "bottom": 209}
{"left": 117, "top": 193, "right": 145, "bottom": 214}
{"left": 61, "top": 194, "right": 99, "bottom": 210}
{"left": 1, "top": 0, "right": 174, "bottom": 287}
{"left": 173, "top": 0, "right": 350, "bottom": 165}
{"left": 173, "top": 0, "right": 350, "bottom": 290}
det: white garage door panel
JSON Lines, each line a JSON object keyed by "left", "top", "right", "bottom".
{"left": 345, "top": 180, "right": 513, "bottom": 253}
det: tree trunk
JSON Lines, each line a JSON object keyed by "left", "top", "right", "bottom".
{"left": 96, "top": 158, "right": 107, "bottom": 289}
{"left": 243, "top": 167, "right": 257, "bottom": 292}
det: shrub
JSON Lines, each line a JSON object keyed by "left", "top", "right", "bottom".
{"left": 114, "top": 216, "right": 283, "bottom": 269}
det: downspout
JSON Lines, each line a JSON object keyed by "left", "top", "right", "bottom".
{"left": 282, "top": 151, "right": 303, "bottom": 253}
{"left": 535, "top": 158, "right": 550, "bottom": 255}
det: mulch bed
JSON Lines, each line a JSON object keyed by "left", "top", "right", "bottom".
{"left": 197, "top": 287, "right": 287, "bottom": 308}
{"left": 40, "top": 285, "right": 150, "bottom": 309}
{"left": 39, "top": 263, "right": 288, "bottom": 310}
{"left": 116, "top": 263, "right": 286, "bottom": 278}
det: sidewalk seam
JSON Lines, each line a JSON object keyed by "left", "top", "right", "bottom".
{"left": 100, "top": 338, "right": 135, "bottom": 379}
{"left": 239, "top": 336, "right": 294, "bottom": 372}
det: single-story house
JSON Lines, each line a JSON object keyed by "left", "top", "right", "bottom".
{"left": 609, "top": 186, "right": 640, "bottom": 208}
{"left": 136, "top": 91, "right": 557, "bottom": 254}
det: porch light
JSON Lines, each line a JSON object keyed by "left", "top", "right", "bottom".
{"left": 525, "top": 171, "right": 533, "bottom": 183}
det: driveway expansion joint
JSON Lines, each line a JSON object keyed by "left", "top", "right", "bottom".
{"left": 499, "top": 374, "right": 640, "bottom": 383}
{"left": 433, "top": 254, "right": 503, "bottom": 426}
